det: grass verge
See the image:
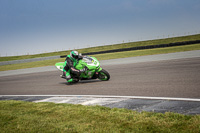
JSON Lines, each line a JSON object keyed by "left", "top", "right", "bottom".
{"left": 0, "top": 100, "right": 199, "bottom": 132}
{"left": 0, "top": 34, "right": 200, "bottom": 62}
{"left": 0, "top": 43, "right": 200, "bottom": 71}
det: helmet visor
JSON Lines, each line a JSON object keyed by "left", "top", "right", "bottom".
{"left": 72, "top": 54, "right": 78, "bottom": 59}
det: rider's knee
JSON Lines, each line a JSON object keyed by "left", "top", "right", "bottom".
{"left": 66, "top": 75, "right": 71, "bottom": 80}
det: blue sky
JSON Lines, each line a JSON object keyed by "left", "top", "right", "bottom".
{"left": 0, "top": 0, "right": 200, "bottom": 56}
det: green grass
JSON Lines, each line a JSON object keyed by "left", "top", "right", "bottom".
{"left": 0, "top": 43, "right": 200, "bottom": 71}
{"left": 0, "top": 100, "right": 199, "bottom": 132}
{"left": 94, "top": 43, "right": 200, "bottom": 60}
{"left": 0, "top": 34, "right": 200, "bottom": 62}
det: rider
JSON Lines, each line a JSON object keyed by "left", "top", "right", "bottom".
{"left": 61, "top": 50, "right": 86, "bottom": 82}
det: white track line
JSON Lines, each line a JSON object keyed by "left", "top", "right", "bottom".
{"left": 1, "top": 95, "right": 200, "bottom": 102}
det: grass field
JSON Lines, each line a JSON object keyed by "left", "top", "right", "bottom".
{"left": 0, "top": 100, "right": 199, "bottom": 132}
{"left": 0, "top": 34, "right": 200, "bottom": 62}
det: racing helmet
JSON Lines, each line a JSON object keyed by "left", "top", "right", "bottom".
{"left": 70, "top": 51, "right": 79, "bottom": 60}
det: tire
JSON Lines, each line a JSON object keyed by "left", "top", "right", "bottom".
{"left": 98, "top": 69, "right": 110, "bottom": 81}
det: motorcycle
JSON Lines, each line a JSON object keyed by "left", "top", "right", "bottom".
{"left": 55, "top": 56, "right": 110, "bottom": 83}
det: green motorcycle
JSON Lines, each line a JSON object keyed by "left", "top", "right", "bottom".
{"left": 55, "top": 56, "right": 110, "bottom": 83}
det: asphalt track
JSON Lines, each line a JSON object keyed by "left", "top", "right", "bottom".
{"left": 1, "top": 51, "right": 200, "bottom": 114}
{"left": 0, "top": 56, "right": 200, "bottom": 98}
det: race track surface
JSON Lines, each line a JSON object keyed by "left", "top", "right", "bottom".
{"left": 1, "top": 57, "right": 200, "bottom": 98}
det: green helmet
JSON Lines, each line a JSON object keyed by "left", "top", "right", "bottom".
{"left": 70, "top": 51, "right": 79, "bottom": 60}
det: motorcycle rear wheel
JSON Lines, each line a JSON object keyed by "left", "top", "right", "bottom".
{"left": 98, "top": 69, "right": 110, "bottom": 81}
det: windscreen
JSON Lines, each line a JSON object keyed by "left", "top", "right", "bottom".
{"left": 82, "top": 56, "right": 94, "bottom": 64}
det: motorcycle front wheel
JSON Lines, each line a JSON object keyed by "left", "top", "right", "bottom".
{"left": 98, "top": 69, "right": 110, "bottom": 81}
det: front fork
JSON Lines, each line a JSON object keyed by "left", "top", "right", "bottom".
{"left": 96, "top": 67, "right": 102, "bottom": 72}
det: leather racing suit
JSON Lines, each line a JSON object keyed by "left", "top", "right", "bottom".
{"left": 63, "top": 54, "right": 83, "bottom": 82}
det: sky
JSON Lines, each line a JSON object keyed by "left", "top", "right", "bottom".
{"left": 0, "top": 0, "right": 200, "bottom": 56}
